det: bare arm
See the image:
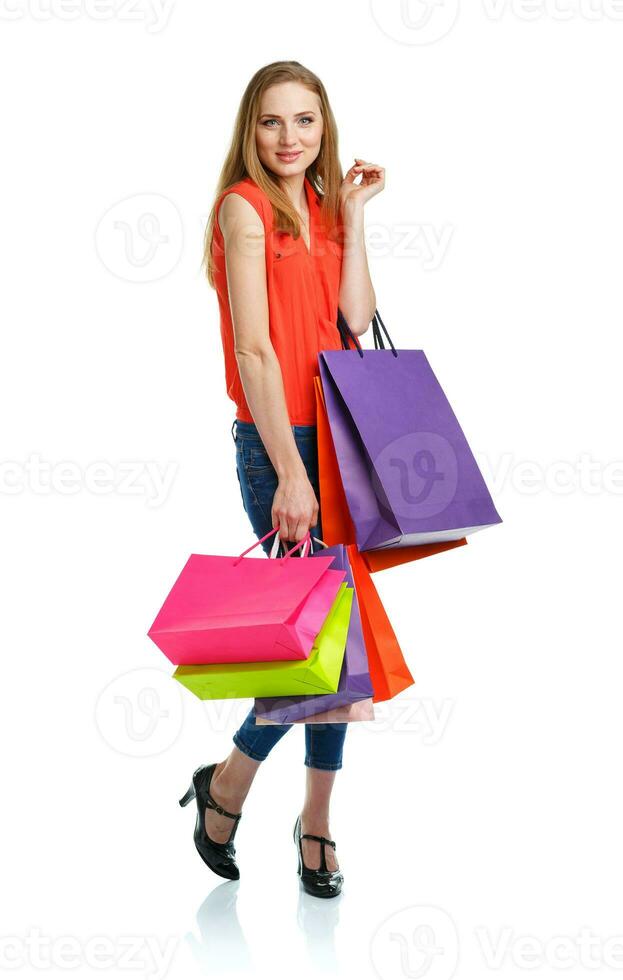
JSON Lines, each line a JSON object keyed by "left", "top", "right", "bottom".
{"left": 338, "top": 159, "right": 386, "bottom": 336}
{"left": 337, "top": 198, "right": 376, "bottom": 336}
{"left": 219, "top": 192, "right": 319, "bottom": 546}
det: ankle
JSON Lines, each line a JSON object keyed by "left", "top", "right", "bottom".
{"left": 300, "top": 810, "right": 331, "bottom": 834}
{"left": 211, "top": 763, "right": 247, "bottom": 811}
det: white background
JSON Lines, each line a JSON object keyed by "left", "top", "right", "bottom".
{"left": 1, "top": 1, "right": 622, "bottom": 978}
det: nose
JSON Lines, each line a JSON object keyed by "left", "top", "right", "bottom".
{"left": 279, "top": 124, "right": 299, "bottom": 146}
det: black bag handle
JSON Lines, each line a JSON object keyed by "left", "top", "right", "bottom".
{"left": 336, "top": 308, "right": 364, "bottom": 357}
{"left": 336, "top": 307, "right": 398, "bottom": 357}
{"left": 371, "top": 309, "right": 398, "bottom": 355}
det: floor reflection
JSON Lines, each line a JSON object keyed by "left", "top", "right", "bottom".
{"left": 185, "top": 881, "right": 253, "bottom": 974}
{"left": 297, "top": 886, "right": 343, "bottom": 971}
{"left": 185, "top": 879, "right": 344, "bottom": 974}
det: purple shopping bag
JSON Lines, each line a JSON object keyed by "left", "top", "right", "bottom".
{"left": 317, "top": 310, "right": 503, "bottom": 552}
{"left": 253, "top": 541, "right": 374, "bottom": 723}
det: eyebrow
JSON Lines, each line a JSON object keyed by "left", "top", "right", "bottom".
{"left": 258, "top": 110, "right": 317, "bottom": 119}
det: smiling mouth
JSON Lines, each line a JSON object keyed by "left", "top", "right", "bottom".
{"left": 276, "top": 151, "right": 302, "bottom": 160}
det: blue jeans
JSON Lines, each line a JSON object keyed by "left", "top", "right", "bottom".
{"left": 230, "top": 417, "right": 347, "bottom": 771}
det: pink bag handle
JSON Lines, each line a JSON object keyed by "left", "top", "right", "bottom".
{"left": 233, "top": 525, "right": 311, "bottom": 566}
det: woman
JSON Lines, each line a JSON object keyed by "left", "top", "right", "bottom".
{"left": 183, "top": 60, "right": 383, "bottom": 899}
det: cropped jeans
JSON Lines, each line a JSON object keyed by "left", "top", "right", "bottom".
{"left": 230, "top": 417, "right": 347, "bottom": 771}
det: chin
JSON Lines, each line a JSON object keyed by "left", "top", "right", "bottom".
{"left": 273, "top": 159, "right": 307, "bottom": 174}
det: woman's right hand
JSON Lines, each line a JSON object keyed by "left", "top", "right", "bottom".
{"left": 271, "top": 469, "right": 319, "bottom": 548}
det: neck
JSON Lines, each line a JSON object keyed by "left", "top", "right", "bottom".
{"left": 278, "top": 172, "right": 307, "bottom": 210}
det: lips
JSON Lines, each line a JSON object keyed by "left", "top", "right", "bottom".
{"left": 276, "top": 151, "right": 302, "bottom": 161}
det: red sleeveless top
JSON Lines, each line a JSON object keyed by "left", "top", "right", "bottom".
{"left": 211, "top": 175, "right": 344, "bottom": 425}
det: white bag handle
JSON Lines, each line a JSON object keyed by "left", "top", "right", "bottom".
{"left": 269, "top": 532, "right": 283, "bottom": 559}
{"left": 267, "top": 530, "right": 311, "bottom": 560}
{"left": 269, "top": 530, "right": 323, "bottom": 559}
{"left": 309, "top": 535, "right": 328, "bottom": 553}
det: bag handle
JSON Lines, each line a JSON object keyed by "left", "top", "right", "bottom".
{"left": 233, "top": 525, "right": 311, "bottom": 566}
{"left": 269, "top": 530, "right": 312, "bottom": 560}
{"left": 336, "top": 308, "right": 363, "bottom": 357}
{"left": 371, "top": 309, "right": 398, "bottom": 355}
{"left": 309, "top": 535, "right": 328, "bottom": 551}
{"left": 336, "top": 307, "right": 398, "bottom": 358}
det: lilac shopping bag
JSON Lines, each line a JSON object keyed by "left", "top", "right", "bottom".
{"left": 317, "top": 310, "right": 503, "bottom": 552}
{"left": 253, "top": 540, "right": 374, "bottom": 723}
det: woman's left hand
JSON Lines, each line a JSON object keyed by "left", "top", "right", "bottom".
{"left": 340, "top": 158, "right": 385, "bottom": 210}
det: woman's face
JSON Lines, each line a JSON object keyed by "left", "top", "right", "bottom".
{"left": 255, "top": 81, "right": 323, "bottom": 179}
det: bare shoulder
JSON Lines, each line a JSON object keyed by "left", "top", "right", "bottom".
{"left": 218, "top": 189, "right": 264, "bottom": 241}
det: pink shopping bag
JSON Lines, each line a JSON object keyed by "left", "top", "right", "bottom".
{"left": 148, "top": 527, "right": 346, "bottom": 666}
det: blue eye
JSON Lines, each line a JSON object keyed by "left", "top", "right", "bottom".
{"left": 260, "top": 116, "right": 314, "bottom": 127}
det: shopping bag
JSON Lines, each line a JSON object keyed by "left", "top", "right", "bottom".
{"left": 318, "top": 310, "right": 502, "bottom": 552}
{"left": 346, "top": 544, "right": 414, "bottom": 703}
{"left": 148, "top": 527, "right": 345, "bottom": 665}
{"left": 172, "top": 583, "right": 353, "bottom": 700}
{"left": 253, "top": 540, "right": 374, "bottom": 723}
{"left": 314, "top": 375, "right": 468, "bottom": 570}
{"left": 255, "top": 697, "right": 375, "bottom": 724}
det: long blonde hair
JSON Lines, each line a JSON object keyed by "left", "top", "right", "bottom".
{"left": 203, "top": 60, "right": 343, "bottom": 288}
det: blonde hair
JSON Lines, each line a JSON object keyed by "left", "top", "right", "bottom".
{"left": 203, "top": 60, "right": 343, "bottom": 288}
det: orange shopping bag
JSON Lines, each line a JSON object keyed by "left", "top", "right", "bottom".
{"left": 346, "top": 544, "right": 414, "bottom": 703}
{"left": 314, "top": 376, "right": 468, "bottom": 572}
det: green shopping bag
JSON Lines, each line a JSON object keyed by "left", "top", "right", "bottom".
{"left": 173, "top": 583, "right": 353, "bottom": 700}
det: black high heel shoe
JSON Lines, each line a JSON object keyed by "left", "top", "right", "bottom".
{"left": 293, "top": 814, "right": 344, "bottom": 898}
{"left": 179, "top": 763, "right": 242, "bottom": 880}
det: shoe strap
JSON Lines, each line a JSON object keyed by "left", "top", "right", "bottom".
{"left": 206, "top": 793, "right": 242, "bottom": 822}
{"left": 301, "top": 833, "right": 336, "bottom": 873}
{"left": 301, "top": 833, "right": 335, "bottom": 848}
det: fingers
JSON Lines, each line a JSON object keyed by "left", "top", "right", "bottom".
{"left": 351, "top": 158, "right": 385, "bottom": 180}
{"left": 343, "top": 164, "right": 360, "bottom": 184}
{"left": 289, "top": 523, "right": 309, "bottom": 555}
{"left": 271, "top": 482, "right": 317, "bottom": 556}
{"left": 311, "top": 494, "right": 319, "bottom": 529}
{"left": 274, "top": 514, "right": 316, "bottom": 555}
